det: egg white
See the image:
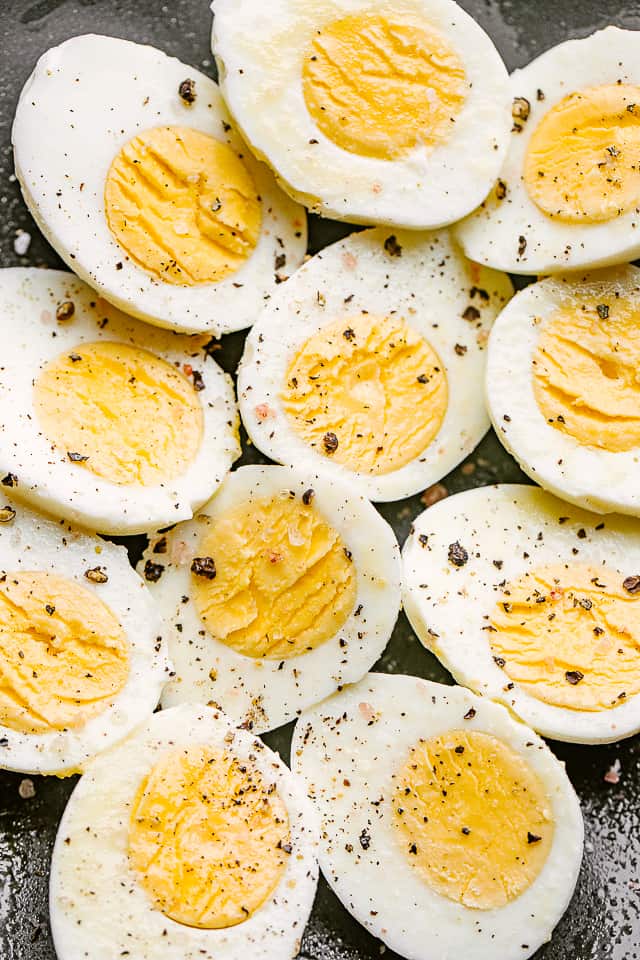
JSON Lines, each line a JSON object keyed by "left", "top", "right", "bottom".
{"left": 238, "top": 227, "right": 513, "bottom": 502}
{"left": 455, "top": 27, "right": 640, "bottom": 274}
{"left": 0, "top": 499, "right": 169, "bottom": 775}
{"left": 140, "top": 464, "right": 402, "bottom": 733}
{"left": 12, "top": 34, "right": 307, "bottom": 335}
{"left": 403, "top": 483, "right": 640, "bottom": 743}
{"left": 486, "top": 265, "right": 640, "bottom": 516}
{"left": 49, "top": 703, "right": 319, "bottom": 960}
{"left": 0, "top": 268, "right": 239, "bottom": 536}
{"left": 291, "top": 672, "right": 583, "bottom": 960}
{"left": 212, "top": 0, "right": 510, "bottom": 229}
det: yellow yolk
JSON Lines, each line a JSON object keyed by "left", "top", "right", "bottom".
{"left": 490, "top": 563, "right": 640, "bottom": 711}
{"left": 392, "top": 730, "right": 552, "bottom": 909}
{"left": 105, "top": 125, "right": 261, "bottom": 284}
{"left": 0, "top": 571, "right": 128, "bottom": 734}
{"left": 302, "top": 12, "right": 467, "bottom": 160}
{"left": 128, "top": 745, "right": 290, "bottom": 928}
{"left": 34, "top": 341, "right": 203, "bottom": 486}
{"left": 524, "top": 85, "right": 640, "bottom": 222}
{"left": 533, "top": 296, "right": 640, "bottom": 452}
{"left": 191, "top": 491, "right": 356, "bottom": 659}
{"left": 282, "top": 315, "right": 447, "bottom": 475}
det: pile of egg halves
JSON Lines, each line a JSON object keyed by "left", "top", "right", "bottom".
{"left": 3, "top": 2, "right": 640, "bottom": 958}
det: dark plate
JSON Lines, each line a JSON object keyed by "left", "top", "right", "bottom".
{"left": 1, "top": 1, "right": 640, "bottom": 957}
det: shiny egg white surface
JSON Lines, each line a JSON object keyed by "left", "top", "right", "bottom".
{"left": 212, "top": 0, "right": 511, "bottom": 228}
{"left": 238, "top": 227, "right": 513, "bottom": 502}
{"left": 0, "top": 499, "right": 169, "bottom": 775}
{"left": 50, "top": 704, "right": 319, "bottom": 960}
{"left": 140, "top": 464, "right": 402, "bottom": 732}
{"left": 0, "top": 268, "right": 239, "bottom": 535}
{"left": 12, "top": 34, "right": 307, "bottom": 334}
{"left": 292, "top": 672, "right": 583, "bottom": 960}
{"left": 403, "top": 484, "right": 640, "bottom": 743}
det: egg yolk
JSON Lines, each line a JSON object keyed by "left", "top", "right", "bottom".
{"left": 282, "top": 315, "right": 447, "bottom": 475}
{"left": 302, "top": 13, "right": 467, "bottom": 161}
{"left": 524, "top": 85, "right": 640, "bottom": 222}
{"left": 191, "top": 491, "right": 356, "bottom": 659}
{"left": 533, "top": 295, "right": 640, "bottom": 452}
{"left": 128, "top": 745, "right": 290, "bottom": 928}
{"left": 392, "top": 730, "right": 552, "bottom": 909}
{"left": 0, "top": 571, "right": 128, "bottom": 735}
{"left": 105, "top": 125, "right": 261, "bottom": 284}
{"left": 34, "top": 341, "right": 204, "bottom": 486}
{"left": 490, "top": 563, "right": 640, "bottom": 711}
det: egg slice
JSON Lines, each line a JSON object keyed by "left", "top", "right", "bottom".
{"left": 50, "top": 703, "right": 319, "bottom": 960}
{"left": 292, "top": 672, "right": 583, "bottom": 960}
{"left": 0, "top": 268, "right": 239, "bottom": 535}
{"left": 12, "top": 35, "right": 306, "bottom": 335}
{"left": 487, "top": 265, "right": 640, "bottom": 516}
{"left": 212, "top": 0, "right": 510, "bottom": 228}
{"left": 0, "top": 499, "right": 169, "bottom": 775}
{"left": 238, "top": 227, "right": 513, "bottom": 502}
{"left": 403, "top": 483, "right": 640, "bottom": 744}
{"left": 455, "top": 27, "right": 640, "bottom": 274}
{"left": 139, "top": 464, "right": 401, "bottom": 733}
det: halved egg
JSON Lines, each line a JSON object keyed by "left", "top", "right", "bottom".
{"left": 139, "top": 464, "right": 401, "bottom": 732}
{"left": 486, "top": 265, "right": 640, "bottom": 516}
{"left": 403, "top": 484, "right": 640, "bottom": 743}
{"left": 292, "top": 673, "right": 583, "bottom": 960}
{"left": 12, "top": 35, "right": 306, "bottom": 334}
{"left": 238, "top": 228, "right": 513, "bottom": 502}
{"left": 212, "top": 0, "right": 511, "bottom": 228}
{"left": 50, "top": 703, "right": 319, "bottom": 960}
{"left": 455, "top": 27, "right": 640, "bottom": 274}
{"left": 0, "top": 268, "right": 239, "bottom": 535}
{"left": 0, "top": 499, "right": 169, "bottom": 775}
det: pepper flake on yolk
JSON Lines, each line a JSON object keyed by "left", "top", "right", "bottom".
{"left": 191, "top": 491, "right": 357, "bottom": 659}
{"left": 302, "top": 13, "right": 467, "bottom": 161}
{"left": 105, "top": 125, "right": 262, "bottom": 284}
{"left": 490, "top": 563, "right": 640, "bottom": 711}
{"left": 282, "top": 315, "right": 448, "bottom": 475}
{"left": 128, "top": 745, "right": 290, "bottom": 929}
{"left": 524, "top": 85, "right": 640, "bottom": 223}
{"left": 392, "top": 730, "right": 553, "bottom": 909}
{"left": 533, "top": 295, "right": 640, "bottom": 452}
{"left": 0, "top": 571, "right": 128, "bottom": 734}
{"left": 34, "top": 341, "right": 204, "bottom": 486}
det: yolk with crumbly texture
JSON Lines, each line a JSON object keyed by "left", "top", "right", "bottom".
{"left": 302, "top": 13, "right": 467, "bottom": 161}
{"left": 128, "top": 746, "right": 290, "bottom": 929}
{"left": 524, "top": 85, "right": 640, "bottom": 222}
{"left": 34, "top": 341, "right": 203, "bottom": 486}
{"left": 533, "top": 296, "right": 640, "bottom": 452}
{"left": 392, "top": 730, "right": 552, "bottom": 909}
{"left": 490, "top": 563, "right": 640, "bottom": 711}
{"left": 0, "top": 571, "right": 128, "bottom": 734}
{"left": 105, "top": 126, "right": 261, "bottom": 284}
{"left": 282, "top": 315, "right": 447, "bottom": 475}
{"left": 191, "top": 492, "right": 356, "bottom": 659}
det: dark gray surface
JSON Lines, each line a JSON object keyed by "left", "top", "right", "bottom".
{"left": 1, "top": 1, "right": 640, "bottom": 958}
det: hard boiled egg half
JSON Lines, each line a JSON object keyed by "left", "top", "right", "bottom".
{"left": 403, "top": 484, "right": 640, "bottom": 743}
{"left": 0, "top": 499, "right": 169, "bottom": 775}
{"left": 456, "top": 27, "right": 640, "bottom": 273}
{"left": 238, "top": 228, "right": 513, "bottom": 502}
{"left": 12, "top": 35, "right": 306, "bottom": 335}
{"left": 487, "top": 265, "right": 640, "bottom": 516}
{"left": 292, "top": 673, "right": 583, "bottom": 960}
{"left": 212, "top": 0, "right": 511, "bottom": 228}
{"left": 139, "top": 465, "right": 401, "bottom": 732}
{"left": 0, "top": 268, "right": 239, "bottom": 535}
{"left": 50, "top": 704, "right": 319, "bottom": 960}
